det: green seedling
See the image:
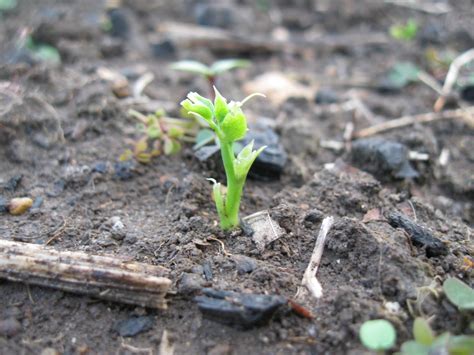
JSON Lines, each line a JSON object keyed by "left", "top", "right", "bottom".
{"left": 171, "top": 59, "right": 250, "bottom": 98}
{"left": 24, "top": 36, "right": 61, "bottom": 64}
{"left": 399, "top": 317, "right": 474, "bottom": 355}
{"left": 121, "top": 109, "right": 197, "bottom": 163}
{"left": 443, "top": 277, "right": 474, "bottom": 311}
{"left": 180, "top": 88, "right": 265, "bottom": 230}
{"left": 390, "top": 19, "right": 418, "bottom": 41}
{"left": 359, "top": 319, "right": 397, "bottom": 353}
{"left": 0, "top": 0, "right": 16, "bottom": 12}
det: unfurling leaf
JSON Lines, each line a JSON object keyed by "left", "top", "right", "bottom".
{"left": 221, "top": 105, "right": 247, "bottom": 142}
{"left": 214, "top": 87, "right": 229, "bottom": 123}
{"left": 413, "top": 318, "right": 435, "bottom": 346}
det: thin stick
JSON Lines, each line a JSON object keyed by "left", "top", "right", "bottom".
{"left": 384, "top": 0, "right": 451, "bottom": 14}
{"left": 299, "top": 216, "right": 334, "bottom": 299}
{"left": 434, "top": 49, "right": 474, "bottom": 112}
{"left": 353, "top": 106, "right": 474, "bottom": 138}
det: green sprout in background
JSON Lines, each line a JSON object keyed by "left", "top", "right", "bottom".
{"left": 180, "top": 88, "right": 265, "bottom": 230}
{"left": 121, "top": 109, "right": 198, "bottom": 163}
{"left": 171, "top": 59, "right": 250, "bottom": 98}
{"left": 359, "top": 319, "right": 397, "bottom": 353}
{"left": 400, "top": 317, "right": 474, "bottom": 355}
{"left": 390, "top": 19, "right": 418, "bottom": 41}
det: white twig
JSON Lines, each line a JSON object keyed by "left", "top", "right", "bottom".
{"left": 353, "top": 106, "right": 474, "bottom": 138}
{"left": 385, "top": 0, "right": 451, "bottom": 14}
{"left": 434, "top": 48, "right": 474, "bottom": 111}
{"left": 299, "top": 216, "right": 335, "bottom": 300}
{"left": 159, "top": 330, "right": 174, "bottom": 355}
{"left": 133, "top": 72, "right": 155, "bottom": 98}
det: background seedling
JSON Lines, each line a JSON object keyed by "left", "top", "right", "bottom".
{"left": 171, "top": 59, "right": 250, "bottom": 98}
{"left": 399, "top": 317, "right": 474, "bottom": 355}
{"left": 443, "top": 277, "right": 474, "bottom": 310}
{"left": 390, "top": 19, "right": 418, "bottom": 41}
{"left": 121, "top": 109, "right": 198, "bottom": 163}
{"left": 180, "top": 88, "right": 265, "bottom": 230}
{"left": 359, "top": 319, "right": 396, "bottom": 353}
{"left": 0, "top": 0, "right": 16, "bottom": 12}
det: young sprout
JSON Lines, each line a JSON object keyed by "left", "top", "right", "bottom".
{"left": 390, "top": 19, "right": 418, "bottom": 41}
{"left": 359, "top": 319, "right": 396, "bottom": 354}
{"left": 180, "top": 88, "right": 265, "bottom": 230}
{"left": 121, "top": 109, "right": 198, "bottom": 163}
{"left": 171, "top": 59, "right": 250, "bottom": 98}
{"left": 400, "top": 317, "right": 474, "bottom": 355}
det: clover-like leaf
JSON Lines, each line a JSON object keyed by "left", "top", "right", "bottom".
{"left": 443, "top": 278, "right": 474, "bottom": 310}
{"left": 359, "top": 319, "right": 396, "bottom": 351}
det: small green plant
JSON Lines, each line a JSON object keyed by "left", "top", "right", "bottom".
{"left": 359, "top": 319, "right": 397, "bottom": 353}
{"left": 171, "top": 59, "right": 250, "bottom": 98}
{"left": 121, "top": 109, "right": 198, "bottom": 163}
{"left": 443, "top": 277, "right": 474, "bottom": 311}
{"left": 390, "top": 19, "right": 418, "bottom": 41}
{"left": 399, "top": 317, "right": 474, "bottom": 355}
{"left": 0, "top": 0, "right": 16, "bottom": 12}
{"left": 24, "top": 36, "right": 61, "bottom": 64}
{"left": 180, "top": 88, "right": 265, "bottom": 230}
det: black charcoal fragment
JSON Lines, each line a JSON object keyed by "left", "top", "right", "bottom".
{"left": 195, "top": 288, "right": 286, "bottom": 329}
{"left": 386, "top": 210, "right": 448, "bottom": 257}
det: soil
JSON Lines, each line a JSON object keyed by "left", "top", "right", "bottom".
{"left": 0, "top": 0, "right": 473, "bottom": 354}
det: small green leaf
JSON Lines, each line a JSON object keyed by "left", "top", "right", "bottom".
{"left": 136, "top": 152, "right": 152, "bottom": 164}
{"left": 0, "top": 0, "right": 16, "bottom": 11}
{"left": 359, "top": 319, "right": 396, "bottom": 351}
{"left": 233, "top": 142, "right": 266, "bottom": 181}
{"left": 390, "top": 19, "right": 418, "bottom": 41}
{"left": 210, "top": 59, "right": 250, "bottom": 75}
{"left": 163, "top": 138, "right": 181, "bottom": 155}
{"left": 213, "top": 87, "right": 229, "bottom": 123}
{"left": 146, "top": 125, "right": 162, "bottom": 139}
{"left": 443, "top": 278, "right": 474, "bottom": 310}
{"left": 31, "top": 44, "right": 61, "bottom": 64}
{"left": 170, "top": 60, "right": 212, "bottom": 77}
{"left": 413, "top": 318, "right": 435, "bottom": 346}
{"left": 168, "top": 126, "right": 184, "bottom": 139}
{"left": 448, "top": 335, "right": 474, "bottom": 355}
{"left": 400, "top": 340, "right": 430, "bottom": 355}
{"left": 119, "top": 149, "right": 134, "bottom": 161}
{"left": 134, "top": 137, "right": 148, "bottom": 154}
{"left": 194, "top": 129, "right": 215, "bottom": 150}
{"left": 181, "top": 99, "right": 213, "bottom": 123}
{"left": 221, "top": 105, "right": 247, "bottom": 142}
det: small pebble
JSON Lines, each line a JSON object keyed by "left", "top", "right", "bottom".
{"left": 0, "top": 318, "right": 22, "bottom": 337}
{"left": 178, "top": 273, "right": 206, "bottom": 294}
{"left": 114, "top": 316, "right": 154, "bottom": 337}
{"left": 232, "top": 255, "right": 257, "bottom": 275}
{"left": 8, "top": 197, "right": 33, "bottom": 215}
